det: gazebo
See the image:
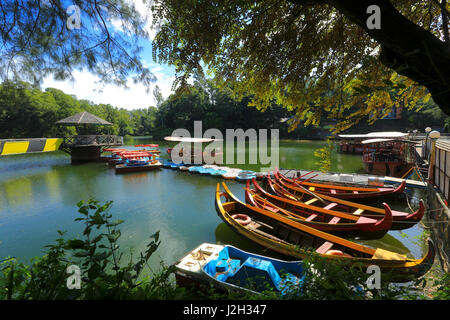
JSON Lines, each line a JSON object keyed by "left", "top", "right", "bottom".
{"left": 56, "top": 111, "right": 123, "bottom": 163}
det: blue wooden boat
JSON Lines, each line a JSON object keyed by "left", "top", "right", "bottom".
{"left": 175, "top": 243, "right": 305, "bottom": 295}
{"left": 236, "top": 170, "right": 257, "bottom": 182}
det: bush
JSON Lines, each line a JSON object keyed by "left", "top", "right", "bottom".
{"left": 0, "top": 199, "right": 184, "bottom": 300}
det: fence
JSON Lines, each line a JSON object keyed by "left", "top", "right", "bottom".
{"left": 433, "top": 139, "right": 450, "bottom": 202}
{"left": 63, "top": 135, "right": 123, "bottom": 147}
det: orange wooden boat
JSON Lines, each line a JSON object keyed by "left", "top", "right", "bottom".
{"left": 267, "top": 174, "right": 424, "bottom": 230}
{"left": 245, "top": 180, "right": 392, "bottom": 239}
{"left": 275, "top": 169, "right": 406, "bottom": 200}
{"left": 215, "top": 182, "right": 435, "bottom": 282}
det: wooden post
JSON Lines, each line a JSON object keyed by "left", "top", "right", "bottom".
{"left": 428, "top": 137, "right": 438, "bottom": 184}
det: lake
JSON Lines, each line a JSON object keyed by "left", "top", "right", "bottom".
{"left": 0, "top": 138, "right": 428, "bottom": 271}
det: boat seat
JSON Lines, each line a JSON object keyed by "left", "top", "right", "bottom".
{"left": 304, "top": 198, "right": 318, "bottom": 205}
{"left": 214, "top": 258, "right": 241, "bottom": 281}
{"left": 328, "top": 217, "right": 341, "bottom": 224}
{"left": 323, "top": 202, "right": 338, "bottom": 210}
{"left": 305, "top": 214, "right": 319, "bottom": 221}
{"left": 316, "top": 241, "right": 334, "bottom": 254}
{"left": 353, "top": 208, "right": 364, "bottom": 215}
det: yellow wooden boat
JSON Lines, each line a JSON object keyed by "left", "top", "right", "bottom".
{"left": 215, "top": 182, "right": 434, "bottom": 282}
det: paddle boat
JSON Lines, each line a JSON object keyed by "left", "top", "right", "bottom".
{"left": 175, "top": 243, "right": 306, "bottom": 296}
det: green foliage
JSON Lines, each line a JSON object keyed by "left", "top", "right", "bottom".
{"left": 151, "top": 0, "right": 449, "bottom": 133}
{"left": 430, "top": 272, "right": 450, "bottom": 300}
{"left": 314, "top": 138, "right": 333, "bottom": 173}
{"left": 0, "top": 199, "right": 183, "bottom": 300}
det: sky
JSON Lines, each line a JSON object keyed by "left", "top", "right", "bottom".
{"left": 42, "top": 1, "right": 177, "bottom": 111}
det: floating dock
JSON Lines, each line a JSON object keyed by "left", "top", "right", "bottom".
{"left": 275, "top": 169, "right": 427, "bottom": 189}
{"left": 161, "top": 161, "right": 427, "bottom": 189}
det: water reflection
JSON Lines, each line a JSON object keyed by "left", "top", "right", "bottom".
{"left": 0, "top": 138, "right": 426, "bottom": 268}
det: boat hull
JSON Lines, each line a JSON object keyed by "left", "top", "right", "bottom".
{"left": 115, "top": 162, "right": 162, "bottom": 174}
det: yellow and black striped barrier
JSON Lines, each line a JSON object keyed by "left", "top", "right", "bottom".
{"left": 0, "top": 138, "right": 63, "bottom": 156}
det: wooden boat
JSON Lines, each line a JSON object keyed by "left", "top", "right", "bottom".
{"left": 174, "top": 243, "right": 305, "bottom": 295}
{"left": 245, "top": 180, "right": 392, "bottom": 239}
{"left": 270, "top": 174, "right": 424, "bottom": 230}
{"left": 215, "top": 182, "right": 435, "bottom": 282}
{"left": 115, "top": 160, "right": 162, "bottom": 174}
{"left": 275, "top": 170, "right": 406, "bottom": 200}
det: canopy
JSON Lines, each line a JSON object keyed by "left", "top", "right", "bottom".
{"left": 164, "top": 136, "right": 223, "bottom": 143}
{"left": 362, "top": 138, "right": 418, "bottom": 144}
{"left": 361, "top": 138, "right": 394, "bottom": 144}
{"left": 56, "top": 111, "right": 112, "bottom": 126}
{"left": 339, "top": 132, "right": 408, "bottom": 139}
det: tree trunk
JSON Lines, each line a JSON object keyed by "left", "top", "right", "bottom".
{"left": 292, "top": 0, "right": 450, "bottom": 116}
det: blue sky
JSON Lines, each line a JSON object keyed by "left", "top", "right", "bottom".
{"left": 42, "top": 2, "right": 177, "bottom": 110}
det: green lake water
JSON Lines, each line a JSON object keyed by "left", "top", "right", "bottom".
{"left": 0, "top": 138, "right": 428, "bottom": 270}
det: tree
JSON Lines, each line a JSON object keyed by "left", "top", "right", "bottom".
{"left": 151, "top": 0, "right": 450, "bottom": 132}
{"left": 0, "top": 0, "right": 155, "bottom": 88}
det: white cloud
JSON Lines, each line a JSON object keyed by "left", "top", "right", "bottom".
{"left": 42, "top": 68, "right": 175, "bottom": 110}
{"left": 110, "top": 0, "right": 160, "bottom": 40}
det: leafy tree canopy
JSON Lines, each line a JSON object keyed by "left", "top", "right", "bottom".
{"left": 0, "top": 0, "right": 155, "bottom": 88}
{"left": 151, "top": 0, "right": 450, "bottom": 132}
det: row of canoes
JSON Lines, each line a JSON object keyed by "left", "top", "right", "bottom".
{"left": 176, "top": 169, "right": 434, "bottom": 294}
{"left": 213, "top": 177, "right": 434, "bottom": 282}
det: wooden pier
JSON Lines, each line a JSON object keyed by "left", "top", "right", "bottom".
{"left": 263, "top": 169, "right": 427, "bottom": 189}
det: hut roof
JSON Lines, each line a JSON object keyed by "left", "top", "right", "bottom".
{"left": 56, "top": 111, "right": 112, "bottom": 126}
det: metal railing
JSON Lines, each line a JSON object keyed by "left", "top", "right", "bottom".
{"left": 63, "top": 135, "right": 123, "bottom": 147}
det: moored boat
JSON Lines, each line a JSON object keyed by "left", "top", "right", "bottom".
{"left": 246, "top": 180, "right": 392, "bottom": 239}
{"left": 174, "top": 243, "right": 306, "bottom": 295}
{"left": 215, "top": 182, "right": 435, "bottom": 282}
{"left": 115, "top": 160, "right": 162, "bottom": 174}
{"left": 270, "top": 174, "right": 424, "bottom": 230}
{"left": 275, "top": 169, "right": 406, "bottom": 200}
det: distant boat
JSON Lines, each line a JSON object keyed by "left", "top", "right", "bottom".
{"left": 361, "top": 138, "right": 417, "bottom": 178}
{"left": 174, "top": 243, "right": 306, "bottom": 295}
{"left": 115, "top": 160, "right": 162, "bottom": 174}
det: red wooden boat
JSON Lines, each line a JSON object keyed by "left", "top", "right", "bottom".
{"left": 245, "top": 180, "right": 392, "bottom": 239}
{"left": 267, "top": 175, "right": 424, "bottom": 230}
{"left": 275, "top": 169, "right": 406, "bottom": 200}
